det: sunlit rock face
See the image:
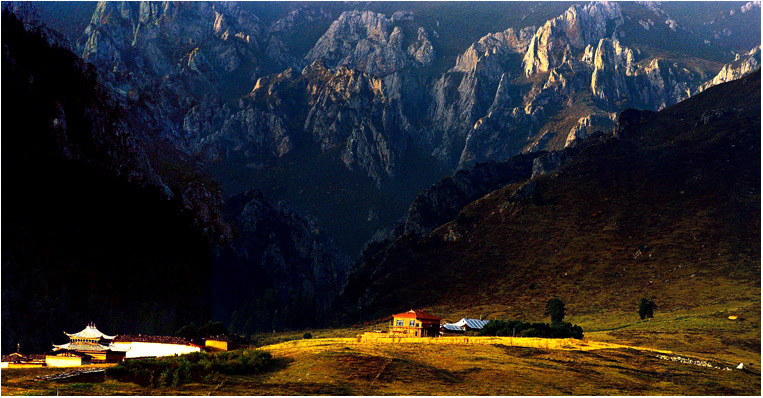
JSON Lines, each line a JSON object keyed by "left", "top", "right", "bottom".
{"left": 698, "top": 46, "right": 761, "bottom": 93}
{"left": 565, "top": 112, "right": 617, "bottom": 148}
{"left": 305, "top": 10, "right": 434, "bottom": 76}
{"left": 522, "top": 1, "right": 623, "bottom": 77}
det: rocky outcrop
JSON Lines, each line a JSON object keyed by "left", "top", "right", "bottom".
{"left": 305, "top": 10, "right": 434, "bottom": 76}
{"left": 453, "top": 27, "right": 536, "bottom": 73}
{"left": 75, "top": 1, "right": 301, "bottom": 158}
{"left": 186, "top": 61, "right": 420, "bottom": 185}
{"left": 81, "top": 1, "right": 295, "bottom": 81}
{"left": 430, "top": 26, "right": 536, "bottom": 167}
{"left": 698, "top": 46, "right": 761, "bottom": 93}
{"left": 565, "top": 112, "right": 617, "bottom": 147}
{"left": 522, "top": 1, "right": 623, "bottom": 77}
{"left": 270, "top": 5, "right": 334, "bottom": 34}
{"left": 583, "top": 38, "right": 698, "bottom": 110}
{"left": 586, "top": 38, "right": 636, "bottom": 102}
{"left": 427, "top": 1, "right": 711, "bottom": 169}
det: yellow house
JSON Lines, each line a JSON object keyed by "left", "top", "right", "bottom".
{"left": 389, "top": 309, "right": 441, "bottom": 337}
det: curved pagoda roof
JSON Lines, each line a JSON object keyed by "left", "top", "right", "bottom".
{"left": 64, "top": 322, "right": 116, "bottom": 340}
{"left": 53, "top": 342, "right": 129, "bottom": 352}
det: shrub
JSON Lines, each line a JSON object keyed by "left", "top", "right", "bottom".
{"left": 303, "top": 332, "right": 312, "bottom": 339}
{"left": 106, "top": 349, "right": 275, "bottom": 387}
{"left": 479, "top": 319, "right": 583, "bottom": 339}
{"left": 638, "top": 298, "right": 656, "bottom": 320}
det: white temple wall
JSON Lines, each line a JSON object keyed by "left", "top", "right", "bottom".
{"left": 112, "top": 342, "right": 201, "bottom": 358}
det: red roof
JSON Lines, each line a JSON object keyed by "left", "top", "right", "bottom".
{"left": 391, "top": 309, "right": 441, "bottom": 321}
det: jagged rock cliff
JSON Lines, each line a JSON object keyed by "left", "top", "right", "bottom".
{"left": 522, "top": 1, "right": 624, "bottom": 77}
{"left": 428, "top": 1, "right": 713, "bottom": 169}
{"left": 698, "top": 46, "right": 761, "bottom": 93}
{"left": 81, "top": 1, "right": 295, "bottom": 83}
{"left": 185, "top": 60, "right": 420, "bottom": 185}
{"left": 20, "top": 0, "right": 760, "bottom": 259}
{"left": 305, "top": 10, "right": 433, "bottom": 76}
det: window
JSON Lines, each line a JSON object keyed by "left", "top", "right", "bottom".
{"left": 409, "top": 320, "right": 416, "bottom": 327}
{"left": 396, "top": 320, "right": 404, "bottom": 326}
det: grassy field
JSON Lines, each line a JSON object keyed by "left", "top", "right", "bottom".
{"left": 3, "top": 302, "right": 759, "bottom": 396}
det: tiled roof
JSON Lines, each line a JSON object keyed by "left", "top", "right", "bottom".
{"left": 113, "top": 335, "right": 197, "bottom": 346}
{"left": 442, "top": 324, "right": 464, "bottom": 331}
{"left": 65, "top": 323, "right": 116, "bottom": 340}
{"left": 53, "top": 342, "right": 129, "bottom": 352}
{"left": 391, "top": 309, "right": 441, "bottom": 321}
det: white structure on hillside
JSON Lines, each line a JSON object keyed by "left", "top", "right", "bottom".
{"left": 112, "top": 335, "right": 201, "bottom": 358}
{"left": 441, "top": 318, "right": 490, "bottom": 334}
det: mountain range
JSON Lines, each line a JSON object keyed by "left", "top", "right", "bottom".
{"left": 1, "top": 1, "right": 760, "bottom": 353}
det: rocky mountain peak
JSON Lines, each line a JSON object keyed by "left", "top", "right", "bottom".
{"left": 523, "top": 1, "right": 624, "bottom": 77}
{"left": 81, "top": 1, "right": 294, "bottom": 85}
{"left": 453, "top": 26, "right": 535, "bottom": 73}
{"left": 305, "top": 9, "right": 433, "bottom": 76}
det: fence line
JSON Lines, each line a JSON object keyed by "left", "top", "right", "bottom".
{"left": 268, "top": 335, "right": 672, "bottom": 354}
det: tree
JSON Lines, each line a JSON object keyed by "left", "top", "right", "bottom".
{"left": 545, "top": 298, "right": 566, "bottom": 324}
{"left": 638, "top": 298, "right": 656, "bottom": 320}
{"left": 303, "top": 332, "right": 312, "bottom": 339}
{"left": 228, "top": 311, "right": 242, "bottom": 336}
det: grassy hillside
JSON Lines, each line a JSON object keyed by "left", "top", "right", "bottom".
{"left": 3, "top": 333, "right": 758, "bottom": 395}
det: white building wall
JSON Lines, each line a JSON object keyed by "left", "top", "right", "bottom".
{"left": 112, "top": 342, "right": 200, "bottom": 358}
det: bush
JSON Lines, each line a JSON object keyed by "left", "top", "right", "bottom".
{"left": 106, "top": 349, "right": 275, "bottom": 387}
{"left": 639, "top": 298, "right": 656, "bottom": 320}
{"left": 303, "top": 332, "right": 312, "bottom": 339}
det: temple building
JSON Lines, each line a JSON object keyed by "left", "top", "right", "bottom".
{"left": 389, "top": 309, "right": 441, "bottom": 337}
{"left": 49, "top": 322, "right": 129, "bottom": 364}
